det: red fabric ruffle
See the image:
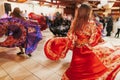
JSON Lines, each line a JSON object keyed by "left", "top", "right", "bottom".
{"left": 44, "top": 37, "right": 72, "bottom": 60}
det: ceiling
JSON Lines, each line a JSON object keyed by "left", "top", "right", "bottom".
{"left": 7, "top": 0, "right": 120, "bottom": 11}
{"left": 38, "top": 0, "right": 120, "bottom": 6}
{"left": 38, "top": 0, "right": 120, "bottom": 11}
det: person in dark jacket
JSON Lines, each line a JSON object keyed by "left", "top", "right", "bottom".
{"left": 106, "top": 14, "right": 113, "bottom": 36}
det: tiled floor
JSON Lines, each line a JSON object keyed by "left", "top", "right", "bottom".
{"left": 0, "top": 29, "right": 120, "bottom": 80}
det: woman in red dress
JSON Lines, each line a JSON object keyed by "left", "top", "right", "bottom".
{"left": 44, "top": 3, "right": 120, "bottom": 80}
{"left": 61, "top": 4, "right": 108, "bottom": 80}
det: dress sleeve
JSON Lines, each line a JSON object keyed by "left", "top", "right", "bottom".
{"left": 89, "top": 22, "right": 103, "bottom": 47}
{"left": 44, "top": 37, "right": 71, "bottom": 60}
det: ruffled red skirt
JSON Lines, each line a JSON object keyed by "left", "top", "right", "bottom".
{"left": 65, "top": 46, "right": 107, "bottom": 80}
{"left": 44, "top": 37, "right": 120, "bottom": 80}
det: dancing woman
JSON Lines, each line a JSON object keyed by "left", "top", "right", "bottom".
{"left": 61, "top": 4, "right": 108, "bottom": 80}
{"left": 0, "top": 7, "right": 42, "bottom": 57}
{"left": 44, "top": 3, "right": 120, "bottom": 80}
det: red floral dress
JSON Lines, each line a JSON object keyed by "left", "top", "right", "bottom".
{"left": 44, "top": 20, "right": 120, "bottom": 80}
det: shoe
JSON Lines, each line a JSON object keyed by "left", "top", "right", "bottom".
{"left": 27, "top": 54, "right": 32, "bottom": 57}
{"left": 17, "top": 52, "right": 24, "bottom": 55}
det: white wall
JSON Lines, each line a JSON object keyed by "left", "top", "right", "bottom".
{"left": 0, "top": 0, "right": 63, "bottom": 18}
{"left": 0, "top": 1, "right": 5, "bottom": 18}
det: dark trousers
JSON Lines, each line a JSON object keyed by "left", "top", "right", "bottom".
{"left": 106, "top": 26, "right": 113, "bottom": 36}
{"left": 115, "top": 28, "right": 120, "bottom": 38}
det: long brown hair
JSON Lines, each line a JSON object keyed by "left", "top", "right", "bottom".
{"left": 70, "top": 4, "right": 92, "bottom": 33}
{"left": 10, "top": 7, "right": 24, "bottom": 19}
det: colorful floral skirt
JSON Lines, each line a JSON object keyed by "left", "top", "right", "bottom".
{"left": 0, "top": 18, "right": 42, "bottom": 54}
